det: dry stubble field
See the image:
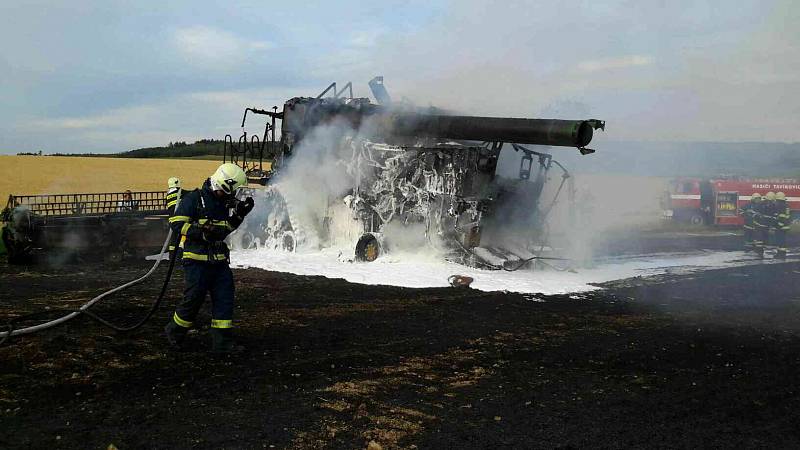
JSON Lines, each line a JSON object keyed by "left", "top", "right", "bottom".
{"left": 0, "top": 156, "right": 221, "bottom": 203}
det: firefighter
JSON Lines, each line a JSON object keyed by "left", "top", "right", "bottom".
{"left": 774, "top": 191, "right": 791, "bottom": 259}
{"left": 753, "top": 192, "right": 774, "bottom": 257}
{"left": 764, "top": 191, "right": 777, "bottom": 247}
{"left": 164, "top": 163, "right": 255, "bottom": 353}
{"left": 165, "top": 177, "right": 182, "bottom": 216}
{"left": 165, "top": 177, "right": 185, "bottom": 256}
{"left": 741, "top": 192, "right": 761, "bottom": 250}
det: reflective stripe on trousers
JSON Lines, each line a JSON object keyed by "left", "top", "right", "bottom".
{"left": 173, "top": 312, "right": 193, "bottom": 328}
{"left": 182, "top": 251, "right": 229, "bottom": 262}
{"left": 173, "top": 261, "right": 235, "bottom": 330}
{"left": 211, "top": 319, "right": 233, "bottom": 329}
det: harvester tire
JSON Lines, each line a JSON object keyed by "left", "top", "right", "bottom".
{"left": 0, "top": 224, "right": 6, "bottom": 257}
{"left": 281, "top": 231, "right": 295, "bottom": 252}
{"left": 2, "top": 227, "right": 31, "bottom": 264}
{"left": 355, "top": 234, "right": 381, "bottom": 262}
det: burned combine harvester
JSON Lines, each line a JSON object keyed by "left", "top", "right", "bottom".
{"left": 225, "top": 77, "right": 605, "bottom": 268}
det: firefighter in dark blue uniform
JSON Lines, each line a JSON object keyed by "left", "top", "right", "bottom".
{"left": 164, "top": 163, "right": 254, "bottom": 353}
{"left": 165, "top": 177, "right": 186, "bottom": 256}
{"left": 774, "top": 192, "right": 791, "bottom": 259}
{"left": 165, "top": 177, "right": 183, "bottom": 216}
{"left": 741, "top": 192, "right": 761, "bottom": 251}
{"left": 754, "top": 192, "right": 775, "bottom": 258}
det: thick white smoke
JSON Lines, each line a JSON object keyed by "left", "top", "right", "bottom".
{"left": 268, "top": 120, "right": 358, "bottom": 250}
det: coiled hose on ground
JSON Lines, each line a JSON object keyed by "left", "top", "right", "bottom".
{"left": 0, "top": 225, "right": 180, "bottom": 346}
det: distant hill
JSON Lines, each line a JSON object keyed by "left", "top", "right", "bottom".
{"left": 117, "top": 139, "right": 226, "bottom": 159}
{"left": 28, "top": 138, "right": 799, "bottom": 179}
{"left": 26, "top": 138, "right": 279, "bottom": 160}
{"left": 115, "top": 138, "right": 282, "bottom": 160}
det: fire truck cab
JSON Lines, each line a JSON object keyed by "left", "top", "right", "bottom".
{"left": 663, "top": 177, "right": 800, "bottom": 226}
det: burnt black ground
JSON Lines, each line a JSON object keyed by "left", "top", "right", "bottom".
{"left": 1, "top": 233, "right": 799, "bottom": 449}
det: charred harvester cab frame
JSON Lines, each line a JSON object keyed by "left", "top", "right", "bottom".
{"left": 223, "top": 77, "right": 605, "bottom": 269}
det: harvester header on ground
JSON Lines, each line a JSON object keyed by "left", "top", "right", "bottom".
{"left": 1, "top": 192, "right": 169, "bottom": 262}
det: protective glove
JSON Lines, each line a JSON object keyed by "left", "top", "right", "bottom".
{"left": 235, "top": 197, "right": 255, "bottom": 218}
{"left": 201, "top": 222, "right": 227, "bottom": 242}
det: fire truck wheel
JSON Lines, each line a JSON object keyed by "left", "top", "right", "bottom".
{"left": 689, "top": 213, "right": 705, "bottom": 226}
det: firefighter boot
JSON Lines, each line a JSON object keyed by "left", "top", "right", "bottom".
{"left": 164, "top": 321, "right": 188, "bottom": 350}
{"left": 210, "top": 328, "right": 244, "bottom": 354}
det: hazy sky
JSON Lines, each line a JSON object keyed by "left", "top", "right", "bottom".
{"left": 1, "top": 0, "right": 798, "bottom": 153}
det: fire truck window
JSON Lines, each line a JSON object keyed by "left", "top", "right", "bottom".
{"left": 682, "top": 182, "right": 693, "bottom": 193}
{"left": 716, "top": 192, "right": 738, "bottom": 217}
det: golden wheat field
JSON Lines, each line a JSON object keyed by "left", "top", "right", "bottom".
{"left": 0, "top": 156, "right": 223, "bottom": 205}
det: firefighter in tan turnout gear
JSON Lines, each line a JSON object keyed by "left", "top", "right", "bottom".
{"left": 164, "top": 163, "right": 254, "bottom": 353}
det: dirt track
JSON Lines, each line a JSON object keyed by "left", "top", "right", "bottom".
{"left": 2, "top": 235, "right": 800, "bottom": 449}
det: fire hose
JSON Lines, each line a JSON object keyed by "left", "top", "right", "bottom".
{"left": 0, "top": 208, "right": 182, "bottom": 346}
{"left": 0, "top": 228, "right": 179, "bottom": 346}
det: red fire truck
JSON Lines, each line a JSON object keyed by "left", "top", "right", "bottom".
{"left": 663, "top": 177, "right": 800, "bottom": 226}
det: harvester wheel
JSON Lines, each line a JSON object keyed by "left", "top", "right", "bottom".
{"left": 355, "top": 234, "right": 380, "bottom": 262}
{"left": 239, "top": 231, "right": 257, "bottom": 249}
{"left": 281, "top": 231, "right": 295, "bottom": 252}
{"left": 2, "top": 227, "right": 31, "bottom": 264}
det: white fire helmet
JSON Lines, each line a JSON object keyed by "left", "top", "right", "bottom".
{"left": 210, "top": 163, "right": 247, "bottom": 195}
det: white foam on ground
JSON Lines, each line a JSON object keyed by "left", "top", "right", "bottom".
{"left": 230, "top": 248, "right": 788, "bottom": 295}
